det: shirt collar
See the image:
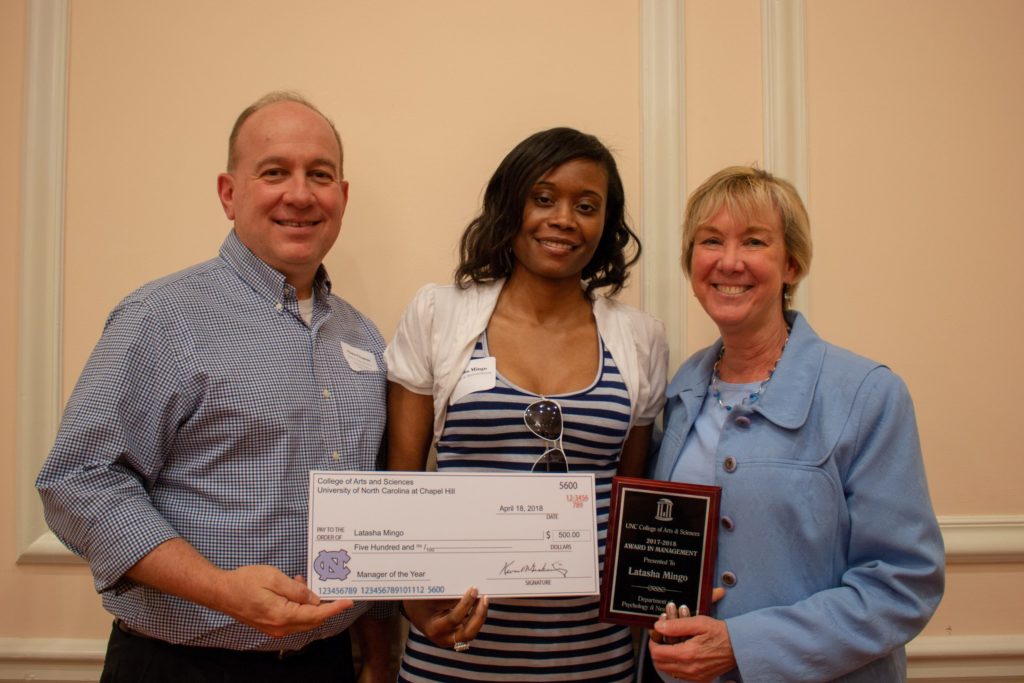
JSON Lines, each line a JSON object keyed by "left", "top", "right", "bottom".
{"left": 666, "top": 310, "right": 824, "bottom": 430}
{"left": 749, "top": 311, "right": 824, "bottom": 429}
{"left": 219, "top": 230, "right": 332, "bottom": 304}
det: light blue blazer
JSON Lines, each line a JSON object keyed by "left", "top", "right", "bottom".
{"left": 650, "top": 312, "right": 944, "bottom": 682}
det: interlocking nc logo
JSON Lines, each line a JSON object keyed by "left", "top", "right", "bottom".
{"left": 655, "top": 497, "right": 674, "bottom": 522}
{"left": 313, "top": 549, "right": 352, "bottom": 581}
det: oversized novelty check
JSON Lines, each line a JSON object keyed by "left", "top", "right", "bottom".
{"left": 307, "top": 471, "right": 599, "bottom": 601}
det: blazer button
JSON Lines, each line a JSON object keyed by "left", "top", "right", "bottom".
{"left": 721, "top": 516, "right": 735, "bottom": 531}
{"left": 734, "top": 415, "right": 751, "bottom": 427}
{"left": 723, "top": 456, "right": 737, "bottom": 473}
{"left": 721, "top": 571, "right": 737, "bottom": 587}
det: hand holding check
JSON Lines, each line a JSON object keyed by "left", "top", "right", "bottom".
{"left": 403, "top": 586, "right": 490, "bottom": 652}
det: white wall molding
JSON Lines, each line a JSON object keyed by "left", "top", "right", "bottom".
{"left": 940, "top": 515, "right": 1024, "bottom": 564}
{"left": 16, "top": 0, "right": 75, "bottom": 564}
{"left": 2, "top": 634, "right": 1023, "bottom": 682}
{"left": 761, "top": 0, "right": 811, "bottom": 315}
{"left": 18, "top": 528, "right": 83, "bottom": 565}
{"left": 640, "top": 0, "right": 687, "bottom": 370}
{"left": 907, "top": 634, "right": 1024, "bottom": 681}
{"left": 0, "top": 637, "right": 104, "bottom": 682}
{"left": 761, "top": 0, "right": 808, "bottom": 196}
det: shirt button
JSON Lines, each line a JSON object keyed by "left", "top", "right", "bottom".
{"left": 734, "top": 415, "right": 751, "bottom": 427}
{"left": 274, "top": 303, "right": 283, "bottom": 312}
{"left": 721, "top": 516, "right": 735, "bottom": 531}
{"left": 322, "top": 389, "right": 331, "bottom": 399}
{"left": 721, "top": 571, "right": 737, "bottom": 587}
{"left": 331, "top": 451, "right": 341, "bottom": 461}
{"left": 723, "top": 456, "right": 737, "bottom": 473}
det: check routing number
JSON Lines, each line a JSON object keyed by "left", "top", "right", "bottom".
{"left": 308, "top": 471, "right": 599, "bottom": 600}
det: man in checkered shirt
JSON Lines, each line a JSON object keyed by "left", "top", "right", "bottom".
{"left": 37, "top": 92, "right": 392, "bottom": 682}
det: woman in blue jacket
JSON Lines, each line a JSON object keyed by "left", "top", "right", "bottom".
{"left": 646, "top": 166, "right": 944, "bottom": 682}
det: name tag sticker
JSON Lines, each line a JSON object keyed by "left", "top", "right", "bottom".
{"left": 341, "top": 343, "right": 380, "bottom": 373}
{"left": 450, "top": 357, "right": 497, "bottom": 405}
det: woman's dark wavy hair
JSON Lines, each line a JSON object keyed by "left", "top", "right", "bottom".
{"left": 454, "top": 127, "right": 640, "bottom": 297}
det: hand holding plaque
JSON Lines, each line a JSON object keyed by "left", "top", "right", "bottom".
{"left": 599, "top": 476, "right": 721, "bottom": 626}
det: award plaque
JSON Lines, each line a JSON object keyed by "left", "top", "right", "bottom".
{"left": 599, "top": 476, "right": 720, "bottom": 626}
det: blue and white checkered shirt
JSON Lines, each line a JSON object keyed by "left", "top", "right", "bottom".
{"left": 37, "top": 231, "right": 387, "bottom": 650}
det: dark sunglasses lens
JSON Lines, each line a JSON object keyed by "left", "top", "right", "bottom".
{"left": 531, "top": 449, "right": 568, "bottom": 473}
{"left": 524, "top": 400, "right": 562, "bottom": 441}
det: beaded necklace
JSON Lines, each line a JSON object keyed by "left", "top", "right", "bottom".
{"left": 710, "top": 331, "right": 789, "bottom": 412}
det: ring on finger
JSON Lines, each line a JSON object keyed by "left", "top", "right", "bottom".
{"left": 453, "top": 641, "right": 470, "bottom": 652}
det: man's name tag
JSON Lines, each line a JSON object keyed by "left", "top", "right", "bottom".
{"left": 341, "top": 342, "right": 379, "bottom": 373}
{"left": 450, "top": 357, "right": 496, "bottom": 405}
{"left": 308, "top": 471, "right": 599, "bottom": 601}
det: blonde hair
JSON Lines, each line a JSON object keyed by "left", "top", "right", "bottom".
{"left": 681, "top": 166, "right": 812, "bottom": 307}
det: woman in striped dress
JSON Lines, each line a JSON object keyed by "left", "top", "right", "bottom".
{"left": 385, "top": 127, "right": 668, "bottom": 682}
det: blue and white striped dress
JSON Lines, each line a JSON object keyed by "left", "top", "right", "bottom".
{"left": 398, "top": 334, "right": 635, "bottom": 682}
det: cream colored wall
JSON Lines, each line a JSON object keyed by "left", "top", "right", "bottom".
{"left": 61, "top": 0, "right": 643, "bottom": 390}
{"left": 4, "top": 0, "right": 1023, "bottom": 675}
{"left": 3, "top": 0, "right": 113, "bottom": 643}
{"left": 6, "top": 0, "right": 642, "bottom": 643}
{"left": 0, "top": 0, "right": 32, "bottom": 633}
{"left": 682, "top": 0, "right": 1024, "bottom": 645}
{"left": 806, "top": 0, "right": 1022, "bottom": 515}
{"left": 805, "top": 0, "right": 1024, "bottom": 639}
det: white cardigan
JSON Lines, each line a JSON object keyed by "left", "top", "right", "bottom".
{"left": 385, "top": 280, "right": 669, "bottom": 447}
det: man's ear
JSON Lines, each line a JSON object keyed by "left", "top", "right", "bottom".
{"left": 338, "top": 179, "right": 350, "bottom": 219}
{"left": 217, "top": 173, "right": 236, "bottom": 220}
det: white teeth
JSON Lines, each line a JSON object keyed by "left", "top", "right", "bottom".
{"left": 716, "top": 285, "right": 749, "bottom": 295}
{"left": 539, "top": 239, "right": 575, "bottom": 252}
